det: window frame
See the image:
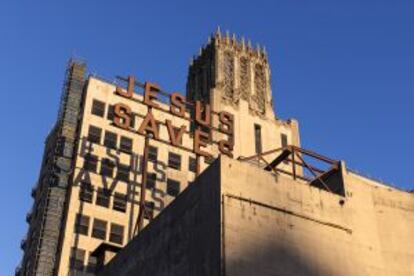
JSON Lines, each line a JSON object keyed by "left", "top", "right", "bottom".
{"left": 148, "top": 146, "right": 158, "bottom": 162}
{"left": 109, "top": 223, "right": 124, "bottom": 245}
{"left": 168, "top": 152, "right": 182, "bottom": 170}
{"left": 120, "top": 136, "right": 133, "bottom": 153}
{"left": 116, "top": 163, "right": 130, "bottom": 182}
{"left": 91, "top": 218, "right": 107, "bottom": 240}
{"left": 96, "top": 188, "right": 110, "bottom": 208}
{"left": 79, "top": 181, "right": 93, "bottom": 203}
{"left": 83, "top": 154, "right": 98, "bottom": 173}
{"left": 113, "top": 192, "right": 127, "bottom": 213}
{"left": 100, "top": 158, "right": 115, "bottom": 178}
{"left": 87, "top": 125, "right": 102, "bottom": 144}
{"left": 74, "top": 214, "right": 90, "bottom": 236}
{"left": 104, "top": 131, "right": 117, "bottom": 150}
{"left": 167, "top": 178, "right": 180, "bottom": 197}
{"left": 91, "top": 99, "right": 105, "bottom": 117}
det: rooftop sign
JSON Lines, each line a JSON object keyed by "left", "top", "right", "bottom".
{"left": 112, "top": 76, "right": 235, "bottom": 158}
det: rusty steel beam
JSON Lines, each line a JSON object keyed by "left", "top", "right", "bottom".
{"left": 291, "top": 145, "right": 338, "bottom": 166}
{"left": 264, "top": 149, "right": 292, "bottom": 171}
{"left": 294, "top": 151, "right": 333, "bottom": 193}
{"left": 239, "top": 147, "right": 286, "bottom": 162}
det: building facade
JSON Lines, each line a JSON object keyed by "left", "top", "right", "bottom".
{"left": 18, "top": 31, "right": 301, "bottom": 275}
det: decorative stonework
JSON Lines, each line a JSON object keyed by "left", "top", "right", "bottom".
{"left": 252, "top": 63, "right": 266, "bottom": 114}
{"left": 239, "top": 56, "right": 250, "bottom": 100}
{"left": 223, "top": 51, "right": 234, "bottom": 99}
{"left": 186, "top": 29, "right": 273, "bottom": 117}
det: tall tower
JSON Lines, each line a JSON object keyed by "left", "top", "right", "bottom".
{"left": 186, "top": 28, "right": 275, "bottom": 120}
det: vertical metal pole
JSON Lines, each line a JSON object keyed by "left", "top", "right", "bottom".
{"left": 195, "top": 154, "right": 200, "bottom": 177}
{"left": 291, "top": 146, "right": 297, "bottom": 180}
{"left": 135, "top": 104, "right": 152, "bottom": 235}
{"left": 136, "top": 134, "right": 150, "bottom": 234}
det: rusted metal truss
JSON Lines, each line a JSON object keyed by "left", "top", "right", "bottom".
{"left": 238, "top": 146, "right": 344, "bottom": 195}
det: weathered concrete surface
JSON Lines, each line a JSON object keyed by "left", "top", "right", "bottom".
{"left": 99, "top": 156, "right": 414, "bottom": 276}
{"left": 98, "top": 160, "right": 222, "bottom": 276}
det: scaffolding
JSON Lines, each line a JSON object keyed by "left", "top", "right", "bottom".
{"left": 18, "top": 60, "right": 86, "bottom": 276}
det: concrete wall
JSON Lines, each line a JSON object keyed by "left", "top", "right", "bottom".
{"left": 220, "top": 156, "right": 414, "bottom": 276}
{"left": 100, "top": 156, "right": 414, "bottom": 276}
{"left": 98, "top": 160, "right": 222, "bottom": 276}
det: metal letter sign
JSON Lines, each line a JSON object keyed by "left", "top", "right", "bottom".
{"left": 113, "top": 75, "right": 234, "bottom": 234}
{"left": 113, "top": 75, "right": 234, "bottom": 158}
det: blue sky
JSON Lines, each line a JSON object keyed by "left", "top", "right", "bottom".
{"left": 1, "top": 0, "right": 413, "bottom": 274}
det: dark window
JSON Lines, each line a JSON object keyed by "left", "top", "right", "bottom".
{"left": 144, "top": 201, "right": 154, "bottom": 220}
{"left": 109, "top": 223, "right": 124, "bottom": 245}
{"left": 104, "top": 131, "right": 117, "bottom": 149}
{"left": 92, "top": 219, "right": 107, "bottom": 240}
{"left": 146, "top": 173, "right": 156, "bottom": 189}
{"left": 96, "top": 188, "right": 110, "bottom": 208}
{"left": 86, "top": 255, "right": 97, "bottom": 273}
{"left": 74, "top": 214, "right": 90, "bottom": 236}
{"left": 130, "top": 113, "right": 135, "bottom": 128}
{"left": 113, "top": 192, "right": 127, "bottom": 213}
{"left": 116, "top": 163, "right": 130, "bottom": 182}
{"left": 281, "top": 133, "right": 288, "bottom": 148}
{"left": 91, "top": 100, "right": 105, "bottom": 117}
{"left": 167, "top": 179, "right": 180, "bottom": 197}
{"left": 70, "top": 247, "right": 85, "bottom": 270}
{"left": 148, "top": 146, "right": 158, "bottom": 162}
{"left": 189, "top": 157, "right": 197, "bottom": 173}
{"left": 281, "top": 134, "right": 289, "bottom": 164}
{"left": 83, "top": 154, "right": 98, "bottom": 173}
{"left": 79, "top": 181, "right": 93, "bottom": 203}
{"left": 254, "top": 124, "right": 262, "bottom": 154}
{"left": 107, "top": 105, "right": 115, "bottom": 120}
{"left": 100, "top": 158, "right": 115, "bottom": 178}
{"left": 87, "top": 125, "right": 102, "bottom": 144}
{"left": 120, "top": 136, "right": 132, "bottom": 153}
{"left": 168, "top": 152, "right": 181, "bottom": 170}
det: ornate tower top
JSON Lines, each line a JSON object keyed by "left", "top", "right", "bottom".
{"left": 186, "top": 29, "right": 274, "bottom": 118}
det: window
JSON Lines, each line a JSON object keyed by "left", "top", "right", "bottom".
{"left": 91, "top": 100, "right": 105, "bottom": 117}
{"left": 168, "top": 152, "right": 181, "bottom": 170}
{"left": 146, "top": 173, "right": 156, "bottom": 189}
{"left": 100, "top": 158, "right": 115, "bottom": 178}
{"left": 113, "top": 192, "right": 127, "bottom": 213}
{"left": 109, "top": 223, "right": 124, "bottom": 245}
{"left": 167, "top": 179, "right": 180, "bottom": 197}
{"left": 92, "top": 219, "right": 107, "bottom": 240}
{"left": 281, "top": 134, "right": 289, "bottom": 164}
{"left": 107, "top": 104, "right": 115, "bottom": 120}
{"left": 116, "top": 163, "right": 130, "bottom": 182}
{"left": 120, "top": 136, "right": 132, "bottom": 153}
{"left": 70, "top": 247, "right": 85, "bottom": 270}
{"left": 281, "top": 133, "right": 288, "bottom": 148}
{"left": 79, "top": 181, "right": 93, "bottom": 203}
{"left": 254, "top": 124, "right": 262, "bottom": 154}
{"left": 144, "top": 201, "right": 154, "bottom": 220}
{"left": 148, "top": 146, "right": 158, "bottom": 162}
{"left": 130, "top": 113, "right": 135, "bottom": 128}
{"left": 86, "top": 255, "right": 97, "bottom": 273}
{"left": 104, "top": 131, "right": 117, "bottom": 149}
{"left": 96, "top": 188, "right": 110, "bottom": 208}
{"left": 74, "top": 214, "right": 90, "bottom": 236}
{"left": 189, "top": 157, "right": 197, "bottom": 173}
{"left": 83, "top": 154, "right": 98, "bottom": 173}
{"left": 87, "top": 126, "right": 102, "bottom": 144}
